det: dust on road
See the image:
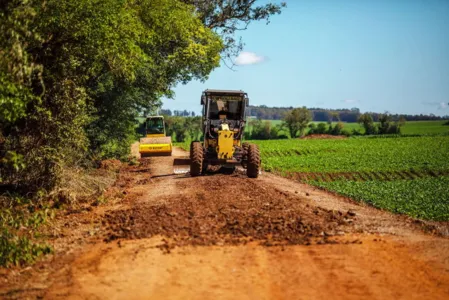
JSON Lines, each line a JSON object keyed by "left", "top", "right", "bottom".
{"left": 2, "top": 147, "right": 449, "bottom": 299}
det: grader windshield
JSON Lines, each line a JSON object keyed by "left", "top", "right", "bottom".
{"left": 208, "top": 95, "right": 243, "bottom": 120}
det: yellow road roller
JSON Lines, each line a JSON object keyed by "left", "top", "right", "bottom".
{"left": 139, "top": 116, "right": 172, "bottom": 157}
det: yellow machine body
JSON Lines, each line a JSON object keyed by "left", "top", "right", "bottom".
{"left": 173, "top": 89, "right": 262, "bottom": 177}
{"left": 145, "top": 133, "right": 165, "bottom": 138}
{"left": 217, "top": 128, "right": 234, "bottom": 159}
{"left": 139, "top": 142, "right": 172, "bottom": 154}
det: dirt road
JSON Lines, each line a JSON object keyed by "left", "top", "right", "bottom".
{"left": 2, "top": 147, "right": 449, "bottom": 299}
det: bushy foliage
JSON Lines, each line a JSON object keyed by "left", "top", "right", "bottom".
{"left": 309, "top": 123, "right": 328, "bottom": 134}
{"left": 283, "top": 107, "right": 312, "bottom": 138}
{"left": 358, "top": 113, "right": 404, "bottom": 136}
{"left": 0, "top": 0, "right": 223, "bottom": 191}
{"left": 245, "top": 119, "right": 288, "bottom": 140}
{"left": 164, "top": 116, "right": 203, "bottom": 143}
{"left": 1, "top": 195, "right": 53, "bottom": 266}
{"left": 308, "top": 122, "right": 344, "bottom": 136}
{"left": 1, "top": 0, "right": 285, "bottom": 193}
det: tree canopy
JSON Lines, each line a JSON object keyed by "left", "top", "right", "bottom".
{"left": 284, "top": 107, "right": 312, "bottom": 138}
{"left": 0, "top": 0, "right": 285, "bottom": 191}
{"left": 182, "top": 0, "right": 286, "bottom": 62}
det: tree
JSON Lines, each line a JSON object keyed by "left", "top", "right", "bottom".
{"left": 283, "top": 107, "right": 312, "bottom": 138}
{"left": 160, "top": 109, "right": 172, "bottom": 116}
{"left": 1, "top": 0, "right": 223, "bottom": 190}
{"left": 182, "top": 0, "right": 286, "bottom": 64}
{"left": 330, "top": 122, "right": 344, "bottom": 135}
{"left": 358, "top": 113, "right": 377, "bottom": 135}
{"left": 378, "top": 114, "right": 401, "bottom": 134}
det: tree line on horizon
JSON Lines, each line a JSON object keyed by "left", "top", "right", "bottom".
{"left": 245, "top": 105, "right": 449, "bottom": 122}
{"left": 246, "top": 107, "right": 406, "bottom": 140}
{"left": 158, "top": 107, "right": 409, "bottom": 143}
{"left": 160, "top": 105, "right": 448, "bottom": 123}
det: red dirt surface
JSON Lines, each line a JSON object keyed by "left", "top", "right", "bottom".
{"left": 1, "top": 147, "right": 448, "bottom": 299}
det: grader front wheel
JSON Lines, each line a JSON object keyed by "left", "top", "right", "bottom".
{"left": 247, "top": 144, "right": 260, "bottom": 178}
{"left": 190, "top": 142, "right": 203, "bottom": 177}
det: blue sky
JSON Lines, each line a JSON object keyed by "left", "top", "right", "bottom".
{"left": 164, "top": 0, "right": 449, "bottom": 116}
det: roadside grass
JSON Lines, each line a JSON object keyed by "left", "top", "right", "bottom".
{"left": 0, "top": 195, "right": 53, "bottom": 267}
{"left": 0, "top": 167, "right": 118, "bottom": 267}
{"left": 174, "top": 142, "right": 190, "bottom": 151}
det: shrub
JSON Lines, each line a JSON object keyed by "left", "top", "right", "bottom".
{"left": 330, "top": 122, "right": 344, "bottom": 135}
{"left": 0, "top": 196, "right": 53, "bottom": 267}
{"left": 315, "top": 123, "right": 328, "bottom": 134}
{"left": 341, "top": 129, "right": 351, "bottom": 137}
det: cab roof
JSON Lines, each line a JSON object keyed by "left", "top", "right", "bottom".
{"left": 203, "top": 89, "right": 247, "bottom": 96}
{"left": 145, "top": 116, "right": 164, "bottom": 119}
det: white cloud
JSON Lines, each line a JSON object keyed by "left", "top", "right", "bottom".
{"left": 438, "top": 102, "right": 448, "bottom": 109}
{"left": 342, "top": 99, "right": 360, "bottom": 104}
{"left": 422, "top": 101, "right": 449, "bottom": 110}
{"left": 234, "top": 51, "right": 266, "bottom": 66}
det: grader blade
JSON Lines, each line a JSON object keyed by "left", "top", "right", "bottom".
{"left": 173, "top": 157, "right": 191, "bottom": 174}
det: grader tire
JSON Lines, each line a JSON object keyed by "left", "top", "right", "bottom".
{"left": 247, "top": 144, "right": 260, "bottom": 178}
{"left": 242, "top": 142, "right": 250, "bottom": 155}
{"left": 190, "top": 141, "right": 198, "bottom": 159}
{"left": 190, "top": 142, "right": 203, "bottom": 177}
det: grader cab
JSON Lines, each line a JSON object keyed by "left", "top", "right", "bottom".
{"left": 176, "top": 89, "right": 260, "bottom": 178}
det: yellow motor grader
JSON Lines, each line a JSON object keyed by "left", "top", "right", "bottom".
{"left": 139, "top": 116, "right": 172, "bottom": 156}
{"left": 175, "top": 89, "right": 260, "bottom": 178}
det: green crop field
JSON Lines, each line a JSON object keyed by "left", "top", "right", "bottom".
{"left": 252, "top": 136, "right": 449, "bottom": 221}
{"left": 400, "top": 120, "right": 449, "bottom": 135}
{"left": 314, "top": 176, "right": 449, "bottom": 221}
{"left": 246, "top": 119, "right": 449, "bottom": 135}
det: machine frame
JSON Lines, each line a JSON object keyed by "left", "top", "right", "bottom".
{"left": 188, "top": 89, "right": 260, "bottom": 178}
{"left": 139, "top": 116, "right": 172, "bottom": 156}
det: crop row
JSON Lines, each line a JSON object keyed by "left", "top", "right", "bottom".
{"left": 312, "top": 176, "right": 449, "bottom": 221}
{"left": 251, "top": 136, "right": 449, "bottom": 221}
{"left": 282, "top": 169, "right": 449, "bottom": 182}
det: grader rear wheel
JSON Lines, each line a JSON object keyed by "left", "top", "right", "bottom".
{"left": 247, "top": 144, "right": 260, "bottom": 178}
{"left": 190, "top": 142, "right": 203, "bottom": 177}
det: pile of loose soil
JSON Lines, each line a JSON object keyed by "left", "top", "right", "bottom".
{"left": 103, "top": 175, "right": 358, "bottom": 250}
